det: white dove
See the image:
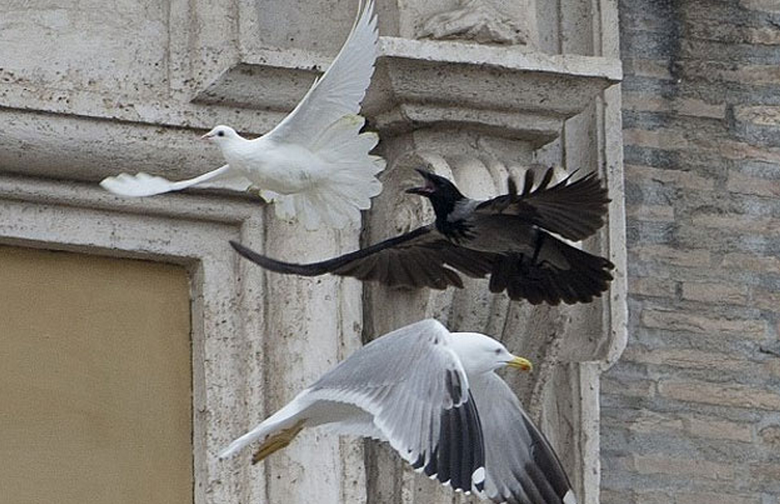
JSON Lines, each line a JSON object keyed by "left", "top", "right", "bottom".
{"left": 100, "top": 0, "right": 384, "bottom": 230}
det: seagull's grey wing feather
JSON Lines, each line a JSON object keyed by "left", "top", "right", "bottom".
{"left": 471, "top": 373, "right": 576, "bottom": 504}
{"left": 265, "top": 0, "right": 378, "bottom": 147}
{"left": 306, "top": 319, "right": 486, "bottom": 494}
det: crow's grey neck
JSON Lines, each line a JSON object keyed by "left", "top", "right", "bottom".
{"left": 448, "top": 198, "right": 479, "bottom": 222}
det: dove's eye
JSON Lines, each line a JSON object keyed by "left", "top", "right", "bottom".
{"left": 217, "top": 131, "right": 225, "bottom": 137}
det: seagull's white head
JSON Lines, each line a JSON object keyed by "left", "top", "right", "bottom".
{"left": 450, "top": 332, "right": 533, "bottom": 376}
{"left": 201, "top": 125, "right": 241, "bottom": 143}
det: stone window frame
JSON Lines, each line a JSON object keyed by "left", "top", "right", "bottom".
{"left": 0, "top": 175, "right": 266, "bottom": 504}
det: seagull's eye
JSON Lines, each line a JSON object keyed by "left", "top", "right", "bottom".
{"left": 217, "top": 131, "right": 225, "bottom": 137}
{"left": 494, "top": 348, "right": 502, "bottom": 355}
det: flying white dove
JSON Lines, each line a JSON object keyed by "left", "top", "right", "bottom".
{"left": 100, "top": 0, "right": 385, "bottom": 230}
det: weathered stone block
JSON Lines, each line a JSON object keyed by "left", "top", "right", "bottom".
{"left": 629, "top": 277, "right": 677, "bottom": 297}
{"left": 739, "top": 0, "right": 780, "bottom": 14}
{"left": 625, "top": 164, "right": 715, "bottom": 190}
{"left": 632, "top": 454, "right": 736, "bottom": 480}
{"left": 727, "top": 170, "right": 780, "bottom": 198}
{"left": 659, "top": 380, "right": 780, "bottom": 410}
{"left": 640, "top": 309, "right": 766, "bottom": 338}
{"left": 626, "top": 204, "right": 675, "bottom": 221}
{"left": 676, "top": 492, "right": 761, "bottom": 504}
{"left": 722, "top": 252, "right": 780, "bottom": 274}
{"left": 681, "top": 282, "right": 748, "bottom": 305}
{"left": 632, "top": 245, "right": 711, "bottom": 267}
{"left": 622, "top": 347, "right": 754, "bottom": 374}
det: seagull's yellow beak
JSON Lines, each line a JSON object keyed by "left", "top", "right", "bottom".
{"left": 506, "top": 355, "right": 533, "bottom": 372}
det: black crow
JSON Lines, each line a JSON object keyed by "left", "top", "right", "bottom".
{"left": 230, "top": 167, "right": 615, "bottom": 305}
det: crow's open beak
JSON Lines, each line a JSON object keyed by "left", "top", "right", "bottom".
{"left": 406, "top": 168, "right": 437, "bottom": 195}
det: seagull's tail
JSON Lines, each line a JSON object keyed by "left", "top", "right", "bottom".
{"left": 265, "top": 114, "right": 385, "bottom": 230}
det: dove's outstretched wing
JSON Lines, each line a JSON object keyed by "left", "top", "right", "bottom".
{"left": 100, "top": 165, "right": 245, "bottom": 197}
{"left": 264, "top": 0, "right": 379, "bottom": 148}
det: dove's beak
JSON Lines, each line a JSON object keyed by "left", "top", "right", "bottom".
{"left": 200, "top": 133, "right": 212, "bottom": 141}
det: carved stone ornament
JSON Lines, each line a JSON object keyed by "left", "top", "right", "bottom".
{"left": 417, "top": 0, "right": 533, "bottom": 46}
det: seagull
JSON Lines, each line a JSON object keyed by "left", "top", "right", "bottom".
{"left": 229, "top": 167, "right": 614, "bottom": 305}
{"left": 100, "top": 0, "right": 385, "bottom": 230}
{"left": 220, "top": 319, "right": 577, "bottom": 504}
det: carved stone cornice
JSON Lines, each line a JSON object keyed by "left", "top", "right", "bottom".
{"left": 0, "top": 36, "right": 619, "bottom": 185}
{"left": 199, "top": 37, "right": 621, "bottom": 147}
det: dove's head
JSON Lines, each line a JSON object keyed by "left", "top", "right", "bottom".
{"left": 201, "top": 125, "right": 240, "bottom": 144}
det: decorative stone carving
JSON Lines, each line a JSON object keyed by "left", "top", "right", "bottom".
{"left": 417, "top": 0, "right": 534, "bottom": 46}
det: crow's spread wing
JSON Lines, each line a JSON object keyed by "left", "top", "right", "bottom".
{"left": 486, "top": 233, "right": 614, "bottom": 305}
{"left": 230, "top": 223, "right": 613, "bottom": 304}
{"left": 476, "top": 168, "right": 609, "bottom": 241}
{"left": 230, "top": 227, "right": 498, "bottom": 290}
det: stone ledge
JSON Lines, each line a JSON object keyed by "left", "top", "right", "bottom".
{"left": 196, "top": 37, "right": 622, "bottom": 147}
{"left": 0, "top": 37, "right": 621, "bottom": 182}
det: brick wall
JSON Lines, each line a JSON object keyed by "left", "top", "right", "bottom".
{"left": 601, "top": 1, "right": 780, "bottom": 503}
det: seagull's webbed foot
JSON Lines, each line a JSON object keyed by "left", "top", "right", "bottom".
{"left": 245, "top": 185, "right": 264, "bottom": 199}
{"left": 251, "top": 419, "right": 306, "bottom": 464}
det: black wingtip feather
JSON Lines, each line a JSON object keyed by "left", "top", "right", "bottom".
{"left": 422, "top": 391, "right": 486, "bottom": 494}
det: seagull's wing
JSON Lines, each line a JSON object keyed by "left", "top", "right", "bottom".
{"left": 100, "top": 165, "right": 246, "bottom": 197}
{"left": 229, "top": 228, "right": 500, "bottom": 290}
{"left": 306, "top": 319, "right": 487, "bottom": 494}
{"left": 264, "top": 0, "right": 378, "bottom": 147}
{"left": 471, "top": 373, "right": 577, "bottom": 504}
{"left": 476, "top": 168, "right": 609, "bottom": 241}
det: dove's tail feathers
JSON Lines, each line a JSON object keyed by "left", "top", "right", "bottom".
{"left": 100, "top": 165, "right": 236, "bottom": 198}
{"left": 266, "top": 114, "right": 385, "bottom": 230}
{"left": 268, "top": 180, "right": 376, "bottom": 230}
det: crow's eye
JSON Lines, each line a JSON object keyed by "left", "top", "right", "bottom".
{"left": 217, "top": 131, "right": 225, "bottom": 137}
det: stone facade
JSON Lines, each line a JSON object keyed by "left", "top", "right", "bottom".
{"left": 0, "top": 1, "right": 626, "bottom": 503}
{"left": 601, "top": 1, "right": 780, "bottom": 503}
